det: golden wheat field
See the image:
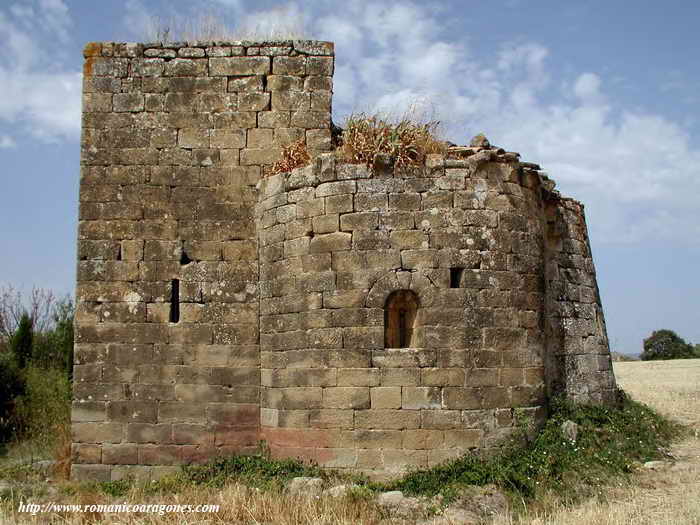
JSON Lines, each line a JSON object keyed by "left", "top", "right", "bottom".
{"left": 1, "top": 359, "right": 698, "bottom": 524}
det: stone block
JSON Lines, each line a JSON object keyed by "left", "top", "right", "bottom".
{"left": 72, "top": 422, "right": 124, "bottom": 444}
{"left": 343, "top": 326, "right": 383, "bottom": 349}
{"left": 164, "top": 58, "right": 207, "bottom": 76}
{"left": 304, "top": 76, "right": 332, "bottom": 91}
{"left": 370, "top": 387, "right": 401, "bottom": 409}
{"left": 107, "top": 401, "right": 157, "bottom": 423}
{"left": 159, "top": 402, "right": 206, "bottom": 423}
{"left": 325, "top": 194, "right": 354, "bottom": 214}
{"left": 380, "top": 368, "right": 420, "bottom": 386}
{"left": 309, "top": 409, "right": 354, "bottom": 429}
{"left": 322, "top": 387, "right": 370, "bottom": 409}
{"left": 421, "top": 368, "right": 465, "bottom": 387}
{"left": 337, "top": 368, "right": 380, "bottom": 387}
{"left": 403, "top": 430, "right": 444, "bottom": 450}
{"left": 127, "top": 423, "right": 173, "bottom": 444}
{"left": 272, "top": 91, "right": 310, "bottom": 110}
{"left": 442, "top": 388, "right": 482, "bottom": 410}
{"left": 401, "top": 249, "right": 439, "bottom": 269}
{"left": 307, "top": 57, "right": 334, "bottom": 75}
{"left": 72, "top": 443, "right": 102, "bottom": 464}
{"left": 275, "top": 127, "right": 306, "bottom": 147}
{"left": 103, "top": 444, "right": 138, "bottom": 464}
{"left": 113, "top": 93, "right": 144, "bottom": 112}
{"left": 352, "top": 231, "right": 390, "bottom": 250}
{"left": 228, "top": 75, "right": 264, "bottom": 93}
{"left": 312, "top": 214, "right": 339, "bottom": 234}
{"left": 402, "top": 387, "right": 442, "bottom": 410}
{"left": 247, "top": 128, "right": 273, "bottom": 148}
{"left": 267, "top": 75, "right": 304, "bottom": 91}
{"left": 272, "top": 56, "right": 306, "bottom": 75}
{"left": 179, "top": 47, "right": 205, "bottom": 58}
{"left": 340, "top": 211, "right": 378, "bottom": 231}
{"left": 443, "top": 429, "right": 483, "bottom": 449}
{"left": 420, "top": 409, "right": 461, "bottom": 430}
{"left": 239, "top": 92, "right": 271, "bottom": 111}
{"left": 138, "top": 445, "right": 181, "bottom": 466}
{"left": 210, "top": 57, "right": 270, "bottom": 75}
{"left": 354, "top": 410, "right": 420, "bottom": 430}
{"left": 213, "top": 111, "right": 257, "bottom": 128}
{"left": 72, "top": 402, "right": 106, "bottom": 422}
{"left": 291, "top": 110, "right": 330, "bottom": 129}
{"left": 373, "top": 348, "right": 435, "bottom": 368}
{"left": 309, "top": 232, "right": 351, "bottom": 253}
{"left": 390, "top": 230, "right": 428, "bottom": 250}
{"left": 277, "top": 387, "right": 323, "bottom": 410}
{"left": 382, "top": 449, "right": 428, "bottom": 472}
{"left": 241, "top": 147, "right": 282, "bottom": 165}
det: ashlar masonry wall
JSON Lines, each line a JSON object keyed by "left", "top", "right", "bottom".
{"left": 73, "top": 38, "right": 617, "bottom": 482}
{"left": 256, "top": 153, "right": 550, "bottom": 476}
{"left": 73, "top": 39, "right": 333, "bottom": 482}
{"left": 255, "top": 151, "right": 617, "bottom": 477}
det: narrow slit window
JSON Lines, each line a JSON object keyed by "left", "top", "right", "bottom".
{"left": 170, "top": 279, "right": 180, "bottom": 323}
{"left": 384, "top": 290, "right": 419, "bottom": 348}
{"left": 450, "top": 267, "right": 464, "bottom": 288}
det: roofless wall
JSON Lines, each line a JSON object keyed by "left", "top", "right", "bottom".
{"left": 73, "top": 39, "right": 616, "bottom": 482}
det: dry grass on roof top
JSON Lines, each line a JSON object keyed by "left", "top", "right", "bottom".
{"left": 269, "top": 113, "right": 449, "bottom": 176}
{"left": 338, "top": 113, "right": 448, "bottom": 169}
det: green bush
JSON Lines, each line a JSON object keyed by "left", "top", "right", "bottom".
{"left": 183, "top": 453, "right": 327, "bottom": 490}
{"left": 641, "top": 329, "right": 695, "bottom": 361}
{"left": 13, "top": 365, "right": 71, "bottom": 445}
{"left": 0, "top": 295, "right": 74, "bottom": 445}
{"left": 0, "top": 352, "right": 23, "bottom": 442}
{"left": 10, "top": 313, "right": 33, "bottom": 370}
{"left": 32, "top": 298, "right": 74, "bottom": 378}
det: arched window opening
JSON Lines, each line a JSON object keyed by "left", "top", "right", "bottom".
{"left": 384, "top": 290, "right": 419, "bottom": 348}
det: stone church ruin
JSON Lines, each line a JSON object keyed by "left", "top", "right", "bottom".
{"left": 72, "top": 39, "right": 617, "bottom": 481}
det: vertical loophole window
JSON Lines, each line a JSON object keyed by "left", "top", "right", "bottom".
{"left": 450, "top": 267, "right": 464, "bottom": 288}
{"left": 170, "top": 279, "right": 180, "bottom": 323}
{"left": 384, "top": 290, "right": 419, "bottom": 348}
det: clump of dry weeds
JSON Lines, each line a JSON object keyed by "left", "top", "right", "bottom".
{"left": 271, "top": 139, "right": 311, "bottom": 175}
{"left": 338, "top": 113, "right": 447, "bottom": 169}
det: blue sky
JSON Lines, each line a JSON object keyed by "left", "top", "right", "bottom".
{"left": 0, "top": 0, "right": 698, "bottom": 354}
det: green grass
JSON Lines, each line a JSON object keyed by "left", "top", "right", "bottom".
{"left": 383, "top": 391, "right": 684, "bottom": 504}
{"left": 182, "top": 453, "right": 328, "bottom": 490}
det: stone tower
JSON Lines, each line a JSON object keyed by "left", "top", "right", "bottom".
{"left": 73, "top": 39, "right": 617, "bottom": 482}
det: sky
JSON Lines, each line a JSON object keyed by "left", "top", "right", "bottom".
{"left": 0, "top": 0, "right": 698, "bottom": 355}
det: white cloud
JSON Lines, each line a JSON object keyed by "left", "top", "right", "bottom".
{"left": 574, "top": 72, "right": 601, "bottom": 100}
{"left": 0, "top": 1, "right": 81, "bottom": 142}
{"left": 0, "top": 135, "right": 17, "bottom": 149}
{"left": 303, "top": 0, "right": 700, "bottom": 245}
{"left": 234, "top": 3, "right": 306, "bottom": 39}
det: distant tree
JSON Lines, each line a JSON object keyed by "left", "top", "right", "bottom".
{"left": 641, "top": 330, "right": 695, "bottom": 361}
{"left": 10, "top": 313, "right": 33, "bottom": 369}
{"left": 33, "top": 297, "right": 74, "bottom": 377}
{"left": 0, "top": 285, "right": 56, "bottom": 342}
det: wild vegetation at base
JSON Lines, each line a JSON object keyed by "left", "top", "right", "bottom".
{"left": 383, "top": 392, "right": 683, "bottom": 506}
{"left": 0, "top": 285, "right": 73, "bottom": 468}
{"left": 98, "top": 391, "right": 681, "bottom": 503}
